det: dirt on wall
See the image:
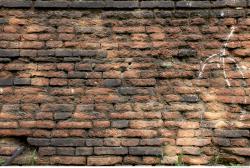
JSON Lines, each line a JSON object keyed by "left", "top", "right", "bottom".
{"left": 0, "top": 0, "right": 250, "bottom": 166}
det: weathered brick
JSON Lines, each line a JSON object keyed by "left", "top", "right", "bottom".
{"left": 38, "top": 147, "right": 56, "bottom": 156}
{"left": 1, "top": 0, "right": 32, "bottom": 8}
{"left": 76, "top": 147, "right": 93, "bottom": 156}
{"left": 55, "top": 49, "right": 72, "bottom": 57}
{"left": 57, "top": 121, "right": 92, "bottom": 129}
{"left": 176, "top": 1, "right": 212, "bottom": 8}
{"left": 129, "top": 147, "right": 162, "bottom": 156}
{"left": 86, "top": 139, "right": 103, "bottom": 146}
{"left": 51, "top": 138, "right": 85, "bottom": 147}
{"left": 70, "top": 1, "right": 105, "bottom": 8}
{"left": 103, "top": 79, "right": 121, "bottom": 87}
{"left": 222, "top": 147, "right": 250, "bottom": 156}
{"left": 0, "top": 49, "right": 19, "bottom": 57}
{"left": 0, "top": 18, "right": 7, "bottom": 24}
{"left": 106, "top": 1, "right": 138, "bottom": 8}
{"left": 112, "top": 120, "right": 129, "bottom": 128}
{"left": 212, "top": 0, "right": 247, "bottom": 7}
{"left": 27, "top": 138, "right": 50, "bottom": 146}
{"left": 176, "top": 138, "right": 211, "bottom": 146}
{"left": 130, "top": 120, "right": 163, "bottom": 129}
{"left": 94, "top": 147, "right": 128, "bottom": 155}
{"left": 14, "top": 78, "right": 31, "bottom": 85}
{"left": 212, "top": 138, "right": 231, "bottom": 146}
{"left": 87, "top": 156, "right": 122, "bottom": 166}
{"left": 72, "top": 50, "right": 97, "bottom": 57}
{"left": 34, "top": 1, "right": 69, "bottom": 8}
{"left": 215, "top": 129, "right": 249, "bottom": 137}
{"left": 56, "top": 147, "right": 75, "bottom": 156}
{"left": 50, "top": 156, "right": 86, "bottom": 165}
{"left": 118, "top": 87, "right": 137, "bottom": 95}
{"left": 182, "top": 155, "right": 210, "bottom": 165}
{"left": 0, "top": 77, "right": 13, "bottom": 86}
{"left": 41, "top": 104, "right": 74, "bottom": 112}
{"left": 103, "top": 138, "right": 121, "bottom": 146}
{"left": 54, "top": 113, "right": 72, "bottom": 120}
{"left": 140, "top": 1, "right": 174, "bottom": 8}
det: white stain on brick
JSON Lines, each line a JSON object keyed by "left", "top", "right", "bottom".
{"left": 198, "top": 26, "right": 245, "bottom": 87}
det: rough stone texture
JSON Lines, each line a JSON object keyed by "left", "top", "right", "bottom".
{"left": 0, "top": 0, "right": 250, "bottom": 166}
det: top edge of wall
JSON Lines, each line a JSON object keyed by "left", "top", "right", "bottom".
{"left": 0, "top": 0, "right": 249, "bottom": 9}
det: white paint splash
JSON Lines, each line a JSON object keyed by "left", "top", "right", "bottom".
{"left": 198, "top": 26, "right": 245, "bottom": 87}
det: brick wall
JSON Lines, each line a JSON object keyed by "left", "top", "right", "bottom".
{"left": 0, "top": 0, "right": 250, "bottom": 165}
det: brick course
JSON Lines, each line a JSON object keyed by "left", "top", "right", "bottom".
{"left": 0, "top": 0, "right": 250, "bottom": 166}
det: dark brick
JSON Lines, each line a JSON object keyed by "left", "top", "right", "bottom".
{"left": 221, "top": 147, "right": 250, "bottom": 156}
{"left": 177, "top": 49, "right": 197, "bottom": 57}
{"left": 56, "top": 147, "right": 75, "bottom": 156}
{"left": 112, "top": 120, "right": 129, "bottom": 128}
{"left": 51, "top": 138, "right": 85, "bottom": 147}
{"left": 212, "top": 138, "right": 231, "bottom": 146}
{"left": 70, "top": 1, "right": 105, "bottom": 8}
{"left": 118, "top": 87, "right": 137, "bottom": 95}
{"left": 0, "top": 58, "right": 11, "bottom": 63}
{"left": 94, "top": 147, "right": 128, "bottom": 155}
{"left": 103, "top": 138, "right": 121, "bottom": 146}
{"left": 20, "top": 50, "right": 37, "bottom": 57}
{"left": 0, "top": 18, "right": 7, "bottom": 24}
{"left": 14, "top": 78, "right": 31, "bottom": 86}
{"left": 55, "top": 49, "right": 72, "bottom": 57}
{"left": 34, "top": 0, "right": 69, "bottom": 8}
{"left": 97, "top": 50, "right": 107, "bottom": 58}
{"left": 0, "top": 78, "right": 13, "bottom": 86}
{"left": 27, "top": 138, "right": 50, "bottom": 146}
{"left": 106, "top": 1, "right": 138, "bottom": 8}
{"left": 174, "top": 11, "right": 190, "bottom": 18}
{"left": 41, "top": 104, "right": 74, "bottom": 112}
{"left": 54, "top": 112, "right": 72, "bottom": 120}
{"left": 76, "top": 147, "right": 93, "bottom": 156}
{"left": 212, "top": 0, "right": 247, "bottom": 7}
{"left": 1, "top": 0, "right": 32, "bottom": 8}
{"left": 38, "top": 49, "right": 55, "bottom": 56}
{"left": 86, "top": 139, "right": 103, "bottom": 146}
{"left": 140, "top": 1, "right": 174, "bottom": 8}
{"left": 210, "top": 9, "right": 245, "bottom": 18}
{"left": 38, "top": 147, "right": 56, "bottom": 156}
{"left": 68, "top": 71, "right": 87, "bottom": 78}
{"left": 181, "top": 95, "right": 199, "bottom": 103}
{"left": 190, "top": 10, "right": 210, "bottom": 18}
{"left": 72, "top": 50, "right": 97, "bottom": 57}
{"left": 104, "top": 79, "right": 121, "bottom": 87}
{"left": 140, "top": 139, "right": 162, "bottom": 146}
{"left": 215, "top": 130, "right": 249, "bottom": 138}
{"left": 75, "top": 27, "right": 96, "bottom": 34}
{"left": 155, "top": 11, "right": 172, "bottom": 18}
{"left": 129, "top": 147, "right": 162, "bottom": 156}
{"left": 0, "top": 49, "right": 19, "bottom": 58}
{"left": 176, "top": 1, "right": 211, "bottom": 8}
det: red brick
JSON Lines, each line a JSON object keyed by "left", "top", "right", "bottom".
{"left": 50, "top": 78, "right": 68, "bottom": 86}
{"left": 87, "top": 156, "right": 122, "bottom": 165}
{"left": 20, "top": 41, "right": 44, "bottom": 49}
{"left": 130, "top": 120, "right": 163, "bottom": 129}
{"left": 57, "top": 121, "right": 92, "bottom": 129}
{"left": 176, "top": 138, "right": 211, "bottom": 146}
{"left": 31, "top": 78, "right": 49, "bottom": 86}
{"left": 0, "top": 121, "right": 18, "bottom": 128}
{"left": 26, "top": 25, "right": 49, "bottom": 33}
{"left": 50, "top": 156, "right": 86, "bottom": 165}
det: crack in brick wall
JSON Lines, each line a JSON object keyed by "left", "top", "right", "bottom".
{"left": 0, "top": 0, "right": 250, "bottom": 166}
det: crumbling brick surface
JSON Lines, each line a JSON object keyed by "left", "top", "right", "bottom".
{"left": 0, "top": 0, "right": 250, "bottom": 166}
